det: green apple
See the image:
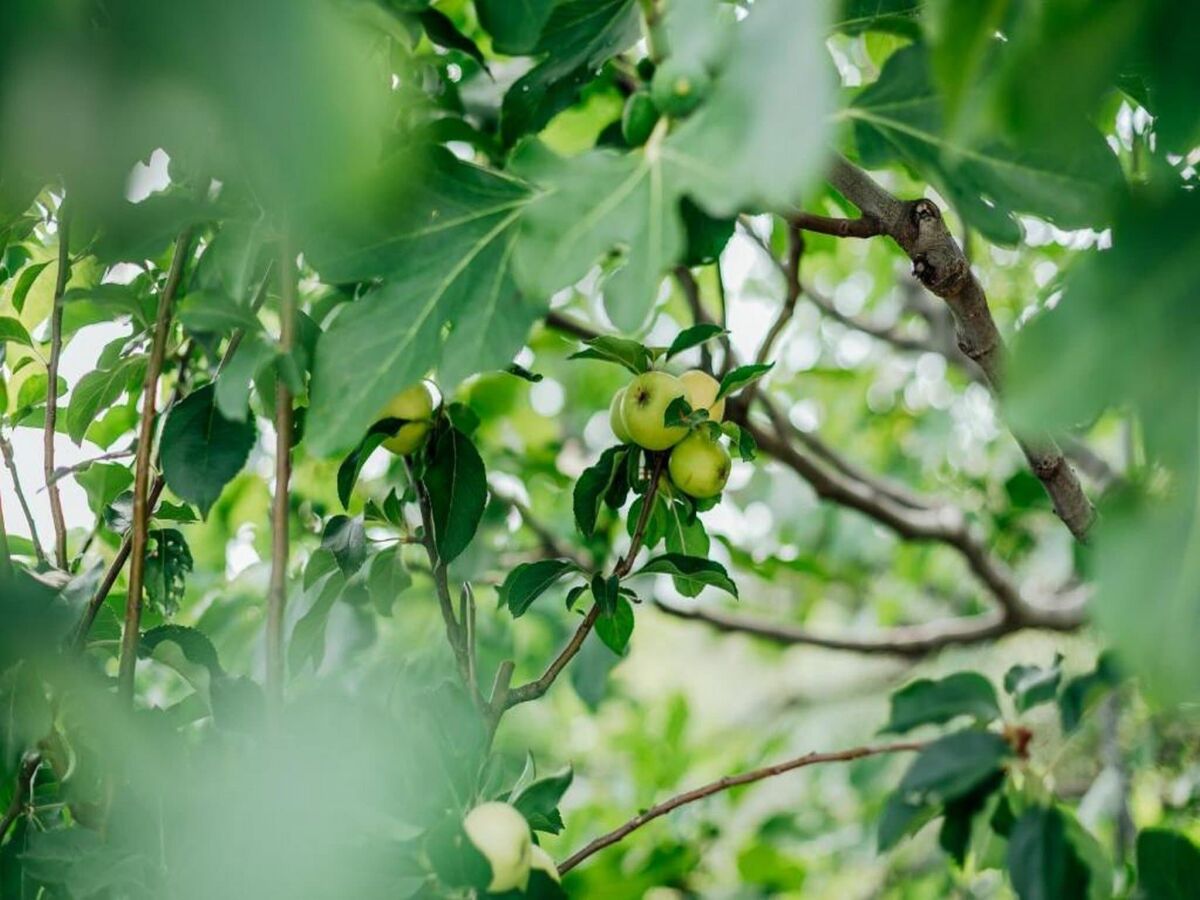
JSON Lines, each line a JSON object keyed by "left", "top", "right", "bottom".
{"left": 679, "top": 369, "right": 725, "bottom": 423}
{"left": 378, "top": 383, "right": 433, "bottom": 456}
{"left": 609, "top": 386, "right": 633, "bottom": 443}
{"left": 621, "top": 371, "right": 687, "bottom": 450}
{"left": 463, "top": 802, "right": 532, "bottom": 892}
{"left": 529, "top": 845, "right": 561, "bottom": 884}
{"left": 651, "top": 59, "right": 710, "bottom": 118}
{"left": 668, "top": 431, "right": 731, "bottom": 499}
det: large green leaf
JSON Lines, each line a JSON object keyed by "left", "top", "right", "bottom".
{"left": 424, "top": 426, "right": 488, "bottom": 564}
{"left": 882, "top": 672, "right": 1001, "bottom": 734}
{"left": 500, "top": 559, "right": 583, "bottom": 618}
{"left": 833, "top": 0, "right": 923, "bottom": 37}
{"left": 159, "top": 384, "right": 257, "bottom": 517}
{"left": 75, "top": 462, "right": 133, "bottom": 517}
{"left": 1138, "top": 828, "right": 1200, "bottom": 900}
{"left": 896, "top": 731, "right": 1011, "bottom": 804}
{"left": 306, "top": 152, "right": 540, "bottom": 457}
{"left": 499, "top": 0, "right": 640, "bottom": 145}
{"left": 847, "top": 44, "right": 1123, "bottom": 244}
{"left": 65, "top": 355, "right": 145, "bottom": 445}
{"left": 1006, "top": 807, "right": 1092, "bottom": 900}
{"left": 475, "top": 0, "right": 555, "bottom": 55}
{"left": 635, "top": 553, "right": 738, "bottom": 598}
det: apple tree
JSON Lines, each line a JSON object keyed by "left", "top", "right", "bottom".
{"left": 1, "top": 0, "right": 1199, "bottom": 897}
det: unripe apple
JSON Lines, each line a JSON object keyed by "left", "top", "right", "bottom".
{"left": 668, "top": 431, "right": 731, "bottom": 499}
{"left": 609, "top": 386, "right": 633, "bottom": 443}
{"left": 463, "top": 802, "right": 532, "bottom": 893}
{"left": 651, "top": 59, "right": 710, "bottom": 118}
{"left": 378, "top": 383, "right": 433, "bottom": 455}
{"left": 679, "top": 369, "right": 725, "bottom": 423}
{"left": 621, "top": 372, "right": 687, "bottom": 450}
{"left": 529, "top": 844, "right": 561, "bottom": 884}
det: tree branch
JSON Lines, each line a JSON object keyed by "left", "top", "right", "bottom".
{"left": 753, "top": 223, "right": 803, "bottom": 368}
{"left": 266, "top": 243, "right": 296, "bottom": 709}
{"left": 505, "top": 453, "right": 667, "bottom": 709}
{"left": 117, "top": 226, "right": 195, "bottom": 701}
{"left": 0, "top": 433, "right": 48, "bottom": 566}
{"left": 789, "top": 211, "right": 882, "bottom": 239}
{"left": 824, "top": 155, "right": 1094, "bottom": 541}
{"left": 44, "top": 205, "right": 72, "bottom": 569}
{"left": 558, "top": 739, "right": 923, "bottom": 874}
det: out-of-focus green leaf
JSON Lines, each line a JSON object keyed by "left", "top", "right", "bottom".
{"left": 1006, "top": 806, "right": 1092, "bottom": 900}
{"left": 75, "top": 462, "right": 134, "bottom": 517}
{"left": 475, "top": 0, "right": 554, "bottom": 55}
{"left": 1004, "top": 658, "right": 1063, "bottom": 713}
{"left": 568, "top": 336, "right": 654, "bottom": 374}
{"left": 882, "top": 672, "right": 1001, "bottom": 734}
{"left": 1137, "top": 828, "right": 1200, "bottom": 900}
{"left": 833, "top": 0, "right": 923, "bottom": 37}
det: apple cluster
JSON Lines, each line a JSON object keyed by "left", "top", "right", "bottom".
{"left": 610, "top": 369, "right": 732, "bottom": 499}
{"left": 463, "top": 802, "right": 559, "bottom": 893}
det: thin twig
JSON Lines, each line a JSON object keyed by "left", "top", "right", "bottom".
{"left": 753, "top": 223, "right": 803, "bottom": 367}
{"left": 117, "top": 226, "right": 195, "bottom": 701}
{"left": 44, "top": 206, "right": 72, "bottom": 568}
{"left": 505, "top": 453, "right": 667, "bottom": 710}
{"left": 266, "top": 243, "right": 295, "bottom": 709}
{"left": 47, "top": 449, "right": 136, "bottom": 486}
{"left": 790, "top": 211, "right": 883, "bottom": 239}
{"left": 0, "top": 433, "right": 47, "bottom": 566}
{"left": 558, "top": 740, "right": 924, "bottom": 874}
{"left": 0, "top": 754, "right": 40, "bottom": 846}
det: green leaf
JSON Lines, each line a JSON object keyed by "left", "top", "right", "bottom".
{"left": 91, "top": 195, "right": 217, "bottom": 264}
{"left": 500, "top": 0, "right": 640, "bottom": 145}
{"left": 1006, "top": 807, "right": 1091, "bottom": 900}
{"left": 715, "top": 363, "right": 772, "bottom": 400}
{"left": 680, "top": 197, "right": 734, "bottom": 266}
{"left": 568, "top": 335, "right": 654, "bottom": 374}
{"left": 666, "top": 324, "right": 726, "bottom": 360}
{"left": 897, "top": 731, "right": 1011, "bottom": 806}
{"left": 418, "top": 8, "right": 488, "bottom": 71}
{"left": 321, "top": 515, "right": 367, "bottom": 577}
{"left": 878, "top": 793, "right": 940, "bottom": 851}
{"left": 289, "top": 569, "right": 344, "bottom": 673}
{"left": 589, "top": 572, "right": 620, "bottom": 617}
{"left": 0, "top": 662, "right": 51, "bottom": 774}
{"left": 139, "top": 624, "right": 223, "bottom": 677}
{"left": 159, "top": 384, "right": 257, "bottom": 517}
{"left": 635, "top": 553, "right": 737, "bottom": 598}
{"left": 882, "top": 672, "right": 1002, "bottom": 734}
{"left": 176, "top": 289, "right": 264, "bottom": 336}
{"left": 595, "top": 595, "right": 634, "bottom": 655}
{"left": 833, "top": 0, "right": 922, "bottom": 37}
{"left": 721, "top": 421, "right": 757, "bottom": 461}
{"left": 65, "top": 356, "right": 146, "bottom": 445}
{"left": 144, "top": 528, "right": 193, "bottom": 614}
{"left": 1059, "top": 653, "right": 1121, "bottom": 734}
{"left": 366, "top": 548, "right": 412, "bottom": 616}
{"left": 11, "top": 261, "right": 51, "bottom": 314}
{"left": 336, "top": 426, "right": 391, "bottom": 510}
{"left": 214, "top": 332, "right": 275, "bottom": 422}
{"left": 424, "top": 426, "right": 488, "bottom": 564}
{"left": 573, "top": 446, "right": 628, "bottom": 538}
{"left": 500, "top": 559, "right": 582, "bottom": 618}
{"left": 75, "top": 462, "right": 133, "bottom": 517}
{"left": 847, "top": 44, "right": 1123, "bottom": 245}
{"left": 305, "top": 152, "right": 539, "bottom": 456}
{"left": 939, "top": 770, "right": 1005, "bottom": 866}
{"left": 510, "top": 766, "right": 574, "bottom": 835}
{"left": 663, "top": 501, "right": 709, "bottom": 597}
{"left": 1004, "top": 659, "right": 1063, "bottom": 714}
{"left": 0, "top": 316, "right": 32, "bottom": 348}
{"left": 1137, "top": 828, "right": 1200, "bottom": 900}
{"left": 476, "top": 0, "right": 554, "bottom": 54}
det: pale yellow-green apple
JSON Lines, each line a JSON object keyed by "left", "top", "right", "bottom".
{"left": 529, "top": 845, "right": 561, "bottom": 884}
{"left": 378, "top": 383, "right": 433, "bottom": 455}
{"left": 609, "top": 386, "right": 632, "bottom": 443}
{"left": 620, "top": 371, "right": 687, "bottom": 450}
{"left": 668, "top": 430, "right": 731, "bottom": 498}
{"left": 463, "top": 802, "right": 532, "bottom": 892}
{"left": 679, "top": 369, "right": 725, "bottom": 422}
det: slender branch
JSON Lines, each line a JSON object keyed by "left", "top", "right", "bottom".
{"left": 0, "top": 489, "right": 10, "bottom": 577}
{"left": 826, "top": 155, "right": 1094, "bottom": 541}
{"left": 558, "top": 739, "right": 924, "bottom": 874}
{"left": 753, "top": 223, "right": 803, "bottom": 368}
{"left": 505, "top": 453, "right": 667, "bottom": 709}
{"left": 117, "top": 226, "right": 195, "bottom": 701}
{"left": 0, "top": 434, "right": 47, "bottom": 566}
{"left": 47, "top": 449, "right": 136, "bottom": 487}
{"left": 674, "top": 267, "right": 732, "bottom": 370}
{"left": 43, "top": 206, "right": 72, "bottom": 568}
{"left": 0, "top": 754, "right": 40, "bottom": 846}
{"left": 266, "top": 243, "right": 296, "bottom": 709}
{"left": 790, "top": 210, "right": 882, "bottom": 239}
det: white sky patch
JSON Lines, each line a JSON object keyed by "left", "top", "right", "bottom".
{"left": 126, "top": 148, "right": 171, "bottom": 203}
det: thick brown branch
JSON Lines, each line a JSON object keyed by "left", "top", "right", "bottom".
{"left": 266, "top": 245, "right": 296, "bottom": 708}
{"left": 558, "top": 740, "right": 923, "bottom": 874}
{"left": 826, "top": 155, "right": 1094, "bottom": 541}
{"left": 117, "top": 227, "right": 195, "bottom": 701}
{"left": 0, "top": 433, "right": 48, "bottom": 566}
{"left": 44, "top": 207, "right": 72, "bottom": 568}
